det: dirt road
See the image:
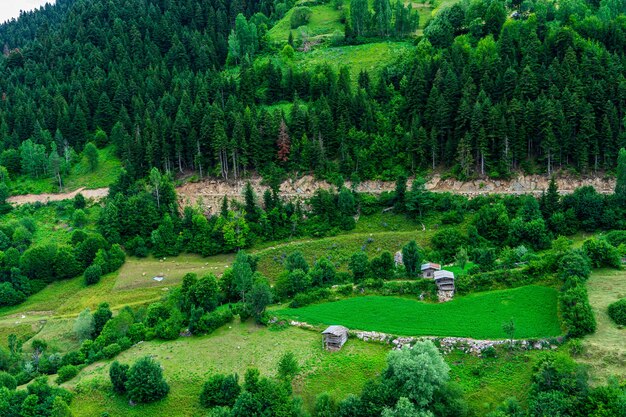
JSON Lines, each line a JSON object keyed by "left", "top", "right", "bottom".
{"left": 7, "top": 187, "right": 109, "bottom": 205}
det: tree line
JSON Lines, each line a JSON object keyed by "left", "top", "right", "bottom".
{"left": 4, "top": 0, "right": 626, "bottom": 185}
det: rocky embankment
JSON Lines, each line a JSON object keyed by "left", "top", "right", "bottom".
{"left": 285, "top": 320, "right": 562, "bottom": 355}
{"left": 7, "top": 173, "right": 615, "bottom": 209}
{"left": 176, "top": 173, "right": 615, "bottom": 214}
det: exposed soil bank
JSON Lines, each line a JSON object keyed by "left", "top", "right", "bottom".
{"left": 177, "top": 174, "right": 615, "bottom": 213}
{"left": 7, "top": 187, "right": 109, "bottom": 206}
{"left": 7, "top": 174, "right": 615, "bottom": 211}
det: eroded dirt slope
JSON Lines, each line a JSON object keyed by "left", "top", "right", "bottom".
{"left": 177, "top": 174, "right": 616, "bottom": 214}
{"left": 7, "top": 174, "right": 615, "bottom": 210}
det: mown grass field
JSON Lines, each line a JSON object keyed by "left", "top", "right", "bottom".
{"left": 9, "top": 146, "right": 121, "bottom": 195}
{"left": 579, "top": 268, "right": 626, "bottom": 385}
{"left": 66, "top": 320, "right": 389, "bottom": 416}
{"left": 277, "top": 286, "right": 562, "bottom": 339}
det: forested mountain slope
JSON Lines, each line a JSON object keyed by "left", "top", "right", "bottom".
{"left": 1, "top": 0, "right": 626, "bottom": 188}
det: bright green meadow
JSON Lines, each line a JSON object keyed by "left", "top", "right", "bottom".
{"left": 277, "top": 286, "right": 562, "bottom": 339}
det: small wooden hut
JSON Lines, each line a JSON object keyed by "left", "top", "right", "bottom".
{"left": 421, "top": 262, "right": 441, "bottom": 279}
{"left": 434, "top": 270, "right": 455, "bottom": 291}
{"left": 322, "top": 325, "right": 348, "bottom": 351}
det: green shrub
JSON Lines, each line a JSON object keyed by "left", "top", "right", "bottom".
{"left": 381, "top": 280, "right": 435, "bottom": 297}
{"left": 359, "top": 194, "right": 380, "bottom": 215}
{"left": 199, "top": 374, "right": 240, "bottom": 408}
{"left": 369, "top": 251, "right": 395, "bottom": 280}
{"left": 0, "top": 372, "right": 17, "bottom": 390}
{"left": 558, "top": 250, "right": 591, "bottom": 282}
{"left": 126, "top": 357, "right": 169, "bottom": 403}
{"left": 441, "top": 210, "right": 464, "bottom": 225}
{"left": 56, "top": 365, "right": 79, "bottom": 384}
{"left": 607, "top": 298, "right": 626, "bottom": 325}
{"left": 289, "top": 288, "right": 332, "bottom": 308}
{"left": 109, "top": 361, "right": 129, "bottom": 394}
{"left": 569, "top": 339, "right": 584, "bottom": 356}
{"left": 604, "top": 230, "right": 626, "bottom": 248}
{"left": 455, "top": 269, "right": 531, "bottom": 294}
{"left": 582, "top": 238, "right": 621, "bottom": 268}
{"left": 431, "top": 228, "right": 468, "bottom": 263}
{"left": 482, "top": 346, "right": 497, "bottom": 358}
{"left": 84, "top": 264, "right": 103, "bottom": 286}
{"left": 560, "top": 285, "right": 596, "bottom": 337}
{"left": 102, "top": 343, "right": 121, "bottom": 359}
{"left": 61, "top": 351, "right": 85, "bottom": 367}
{"left": 337, "top": 284, "right": 353, "bottom": 296}
{"left": 277, "top": 351, "right": 299, "bottom": 381}
{"left": 118, "top": 337, "right": 132, "bottom": 350}
{"left": 197, "top": 306, "right": 235, "bottom": 334}
{"left": 128, "top": 323, "right": 146, "bottom": 343}
{"left": 290, "top": 7, "right": 312, "bottom": 28}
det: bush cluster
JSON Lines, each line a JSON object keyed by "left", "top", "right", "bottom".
{"left": 608, "top": 298, "right": 626, "bottom": 325}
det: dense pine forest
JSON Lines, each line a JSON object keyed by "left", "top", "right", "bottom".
{"left": 2, "top": 0, "right": 626, "bottom": 185}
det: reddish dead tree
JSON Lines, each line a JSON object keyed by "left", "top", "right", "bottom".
{"left": 277, "top": 119, "right": 291, "bottom": 162}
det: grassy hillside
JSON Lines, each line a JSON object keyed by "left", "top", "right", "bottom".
{"left": 67, "top": 320, "right": 389, "bottom": 415}
{"left": 9, "top": 146, "right": 121, "bottom": 195}
{"left": 268, "top": 3, "right": 345, "bottom": 43}
{"left": 277, "top": 286, "right": 562, "bottom": 339}
{"left": 255, "top": 229, "right": 430, "bottom": 278}
{"left": 0, "top": 206, "right": 590, "bottom": 416}
{"left": 293, "top": 41, "right": 413, "bottom": 81}
{"left": 579, "top": 268, "right": 626, "bottom": 385}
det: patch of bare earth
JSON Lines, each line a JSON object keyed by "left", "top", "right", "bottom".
{"left": 8, "top": 187, "right": 109, "bottom": 206}
{"left": 6, "top": 173, "right": 615, "bottom": 213}
{"left": 176, "top": 173, "right": 616, "bottom": 214}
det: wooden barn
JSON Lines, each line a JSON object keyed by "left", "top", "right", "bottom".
{"left": 421, "top": 262, "right": 441, "bottom": 279}
{"left": 322, "top": 325, "right": 348, "bottom": 351}
{"left": 434, "top": 270, "right": 455, "bottom": 292}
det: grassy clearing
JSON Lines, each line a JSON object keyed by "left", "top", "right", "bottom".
{"left": 67, "top": 320, "right": 389, "bottom": 416}
{"left": 277, "top": 286, "right": 562, "bottom": 339}
{"left": 268, "top": 4, "right": 344, "bottom": 44}
{"left": 255, "top": 229, "right": 431, "bottom": 279}
{"left": 293, "top": 42, "right": 413, "bottom": 82}
{"left": 353, "top": 212, "right": 424, "bottom": 233}
{"left": 1, "top": 202, "right": 101, "bottom": 248}
{"left": 579, "top": 268, "right": 626, "bottom": 385}
{"left": 9, "top": 146, "right": 121, "bottom": 195}
{"left": 448, "top": 349, "right": 542, "bottom": 413}
{"left": 0, "top": 270, "right": 163, "bottom": 321}
{"left": 22, "top": 319, "right": 79, "bottom": 353}
{"left": 114, "top": 254, "right": 234, "bottom": 291}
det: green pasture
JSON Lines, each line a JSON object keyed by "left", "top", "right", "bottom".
{"left": 67, "top": 320, "right": 389, "bottom": 416}
{"left": 293, "top": 41, "right": 413, "bottom": 82}
{"left": 114, "top": 254, "right": 234, "bottom": 291}
{"left": 579, "top": 269, "right": 626, "bottom": 385}
{"left": 277, "top": 286, "right": 562, "bottom": 339}
{"left": 268, "top": 3, "right": 345, "bottom": 44}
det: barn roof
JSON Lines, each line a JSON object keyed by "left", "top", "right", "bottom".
{"left": 421, "top": 262, "right": 441, "bottom": 271}
{"left": 322, "top": 325, "right": 348, "bottom": 336}
{"left": 434, "top": 270, "right": 455, "bottom": 279}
